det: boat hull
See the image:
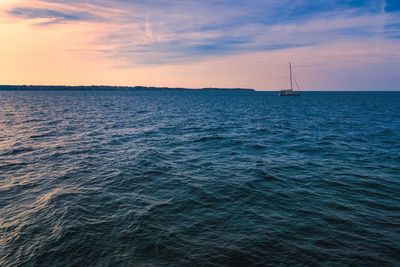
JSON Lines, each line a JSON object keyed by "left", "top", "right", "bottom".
{"left": 279, "top": 90, "right": 300, "bottom": 96}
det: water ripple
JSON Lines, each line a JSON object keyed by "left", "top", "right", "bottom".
{"left": 0, "top": 91, "right": 399, "bottom": 266}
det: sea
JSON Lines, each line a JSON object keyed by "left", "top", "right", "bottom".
{"left": 0, "top": 90, "right": 399, "bottom": 266}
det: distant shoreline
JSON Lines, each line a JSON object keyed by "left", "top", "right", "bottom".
{"left": 0, "top": 85, "right": 256, "bottom": 92}
{"left": 1, "top": 86, "right": 398, "bottom": 92}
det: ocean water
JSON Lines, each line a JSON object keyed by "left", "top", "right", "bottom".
{"left": 0, "top": 90, "right": 399, "bottom": 266}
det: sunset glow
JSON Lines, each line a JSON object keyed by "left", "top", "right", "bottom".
{"left": 1, "top": 0, "right": 399, "bottom": 90}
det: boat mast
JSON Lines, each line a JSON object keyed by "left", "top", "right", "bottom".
{"left": 289, "top": 62, "right": 293, "bottom": 91}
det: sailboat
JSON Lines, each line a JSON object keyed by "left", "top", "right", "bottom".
{"left": 279, "top": 63, "right": 300, "bottom": 96}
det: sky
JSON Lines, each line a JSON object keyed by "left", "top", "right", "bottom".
{"left": 0, "top": 0, "right": 399, "bottom": 90}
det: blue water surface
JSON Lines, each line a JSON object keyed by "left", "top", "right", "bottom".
{"left": 0, "top": 91, "right": 399, "bottom": 266}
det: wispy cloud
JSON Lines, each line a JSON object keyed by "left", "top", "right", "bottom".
{"left": 6, "top": 1, "right": 400, "bottom": 60}
{"left": 9, "top": 7, "right": 99, "bottom": 25}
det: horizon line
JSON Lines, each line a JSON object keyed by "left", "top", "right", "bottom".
{"left": 0, "top": 85, "right": 399, "bottom": 92}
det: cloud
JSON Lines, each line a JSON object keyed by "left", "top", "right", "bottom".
{"left": 93, "top": 7, "right": 400, "bottom": 65}
{"left": 4, "top": 1, "right": 400, "bottom": 58}
{"left": 9, "top": 7, "right": 99, "bottom": 24}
